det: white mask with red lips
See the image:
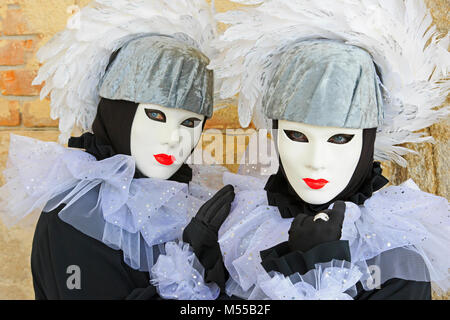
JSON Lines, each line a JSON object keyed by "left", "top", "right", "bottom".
{"left": 277, "top": 120, "right": 363, "bottom": 205}
{"left": 130, "top": 103, "right": 205, "bottom": 180}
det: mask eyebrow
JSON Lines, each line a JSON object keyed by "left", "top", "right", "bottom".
{"left": 184, "top": 117, "right": 202, "bottom": 121}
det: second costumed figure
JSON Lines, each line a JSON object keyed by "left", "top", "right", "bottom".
{"left": 192, "top": 0, "right": 450, "bottom": 300}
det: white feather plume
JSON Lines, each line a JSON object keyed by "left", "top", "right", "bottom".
{"left": 33, "top": 0, "right": 217, "bottom": 143}
{"left": 210, "top": 0, "right": 449, "bottom": 166}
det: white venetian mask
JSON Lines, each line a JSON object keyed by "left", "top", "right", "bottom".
{"left": 277, "top": 120, "right": 363, "bottom": 205}
{"left": 130, "top": 103, "right": 205, "bottom": 180}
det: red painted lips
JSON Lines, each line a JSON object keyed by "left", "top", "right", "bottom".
{"left": 154, "top": 154, "right": 176, "bottom": 166}
{"left": 303, "top": 178, "right": 329, "bottom": 190}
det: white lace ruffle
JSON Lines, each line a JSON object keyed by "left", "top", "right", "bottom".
{"left": 0, "top": 134, "right": 213, "bottom": 272}
{"left": 150, "top": 241, "right": 220, "bottom": 300}
{"left": 218, "top": 172, "right": 450, "bottom": 295}
{"left": 253, "top": 260, "right": 362, "bottom": 300}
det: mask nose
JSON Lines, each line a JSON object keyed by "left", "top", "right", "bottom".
{"left": 304, "top": 143, "right": 326, "bottom": 171}
{"left": 159, "top": 123, "right": 181, "bottom": 148}
{"left": 305, "top": 163, "right": 325, "bottom": 171}
{"left": 167, "top": 130, "right": 181, "bottom": 148}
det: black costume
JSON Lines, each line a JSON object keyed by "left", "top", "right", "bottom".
{"left": 29, "top": 94, "right": 217, "bottom": 299}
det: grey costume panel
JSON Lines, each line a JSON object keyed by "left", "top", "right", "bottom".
{"left": 263, "top": 39, "right": 383, "bottom": 129}
{"left": 99, "top": 35, "right": 213, "bottom": 118}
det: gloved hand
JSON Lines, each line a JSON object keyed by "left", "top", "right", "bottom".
{"left": 288, "top": 201, "right": 346, "bottom": 253}
{"left": 182, "top": 185, "right": 235, "bottom": 290}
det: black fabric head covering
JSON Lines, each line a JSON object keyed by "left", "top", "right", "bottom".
{"left": 265, "top": 121, "right": 389, "bottom": 217}
{"left": 68, "top": 48, "right": 194, "bottom": 184}
{"left": 68, "top": 99, "right": 193, "bottom": 183}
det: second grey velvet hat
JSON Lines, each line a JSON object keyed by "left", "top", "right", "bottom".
{"left": 99, "top": 34, "right": 214, "bottom": 118}
{"left": 263, "top": 39, "right": 383, "bottom": 128}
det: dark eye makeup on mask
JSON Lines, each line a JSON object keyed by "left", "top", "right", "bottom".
{"left": 145, "top": 109, "right": 166, "bottom": 122}
{"left": 145, "top": 108, "right": 201, "bottom": 128}
{"left": 284, "top": 130, "right": 355, "bottom": 144}
{"left": 181, "top": 118, "right": 202, "bottom": 128}
{"left": 327, "top": 134, "right": 354, "bottom": 144}
{"left": 284, "top": 130, "right": 309, "bottom": 142}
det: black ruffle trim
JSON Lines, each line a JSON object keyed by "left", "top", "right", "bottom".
{"left": 265, "top": 162, "right": 389, "bottom": 218}
{"left": 69, "top": 132, "right": 115, "bottom": 161}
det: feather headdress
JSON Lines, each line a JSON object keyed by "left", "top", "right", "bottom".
{"left": 210, "top": 0, "right": 449, "bottom": 166}
{"left": 32, "top": 0, "right": 217, "bottom": 143}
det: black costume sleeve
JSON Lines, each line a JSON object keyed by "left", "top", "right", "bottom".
{"left": 31, "top": 267, "right": 47, "bottom": 300}
{"left": 31, "top": 206, "right": 159, "bottom": 300}
{"left": 354, "top": 278, "right": 431, "bottom": 300}
{"left": 260, "top": 240, "right": 351, "bottom": 276}
{"left": 259, "top": 240, "right": 431, "bottom": 300}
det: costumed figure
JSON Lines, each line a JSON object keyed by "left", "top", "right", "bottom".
{"left": 0, "top": 0, "right": 223, "bottom": 300}
{"left": 194, "top": 0, "right": 449, "bottom": 300}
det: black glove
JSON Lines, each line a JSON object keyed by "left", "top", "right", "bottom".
{"left": 288, "top": 201, "right": 346, "bottom": 253}
{"left": 182, "top": 185, "right": 235, "bottom": 290}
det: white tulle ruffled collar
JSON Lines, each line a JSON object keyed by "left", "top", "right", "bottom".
{"left": 0, "top": 134, "right": 212, "bottom": 272}
{"left": 218, "top": 172, "right": 450, "bottom": 296}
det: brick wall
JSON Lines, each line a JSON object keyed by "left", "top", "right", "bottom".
{"left": 0, "top": 2, "right": 61, "bottom": 128}
{"left": 0, "top": 0, "right": 448, "bottom": 300}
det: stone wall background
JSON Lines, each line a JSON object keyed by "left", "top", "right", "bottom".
{"left": 0, "top": 0, "right": 448, "bottom": 300}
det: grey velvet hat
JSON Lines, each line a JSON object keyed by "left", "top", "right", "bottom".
{"left": 263, "top": 39, "right": 383, "bottom": 128}
{"left": 99, "top": 34, "right": 214, "bottom": 118}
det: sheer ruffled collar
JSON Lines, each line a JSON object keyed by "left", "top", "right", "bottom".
{"left": 0, "top": 134, "right": 206, "bottom": 273}
{"left": 69, "top": 132, "right": 192, "bottom": 183}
